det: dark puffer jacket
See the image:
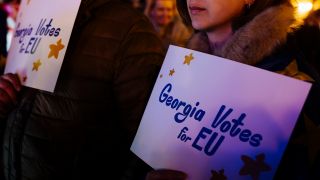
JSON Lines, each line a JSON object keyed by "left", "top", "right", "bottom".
{"left": 1, "top": 0, "right": 163, "bottom": 179}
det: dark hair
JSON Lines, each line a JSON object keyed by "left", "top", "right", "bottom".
{"left": 176, "top": 0, "right": 290, "bottom": 30}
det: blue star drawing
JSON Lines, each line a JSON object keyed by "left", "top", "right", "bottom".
{"left": 239, "top": 153, "right": 271, "bottom": 180}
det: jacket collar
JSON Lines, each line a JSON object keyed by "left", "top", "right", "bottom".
{"left": 187, "top": 4, "right": 299, "bottom": 65}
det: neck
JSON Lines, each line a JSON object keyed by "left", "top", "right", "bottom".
{"left": 206, "top": 22, "right": 233, "bottom": 50}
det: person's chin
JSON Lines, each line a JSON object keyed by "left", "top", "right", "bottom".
{"left": 192, "top": 22, "right": 206, "bottom": 31}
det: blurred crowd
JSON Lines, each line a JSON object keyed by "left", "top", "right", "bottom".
{"left": 1, "top": 0, "right": 320, "bottom": 75}
{"left": 128, "top": 0, "right": 192, "bottom": 49}
{"left": 143, "top": 0, "right": 192, "bottom": 49}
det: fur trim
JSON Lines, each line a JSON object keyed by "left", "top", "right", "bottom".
{"left": 187, "top": 32, "right": 211, "bottom": 53}
{"left": 187, "top": 4, "right": 299, "bottom": 65}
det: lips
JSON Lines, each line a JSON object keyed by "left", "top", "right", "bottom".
{"left": 189, "top": 6, "right": 206, "bottom": 15}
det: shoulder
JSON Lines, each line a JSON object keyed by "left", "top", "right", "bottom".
{"left": 85, "top": 1, "right": 159, "bottom": 47}
{"left": 95, "top": 1, "right": 153, "bottom": 30}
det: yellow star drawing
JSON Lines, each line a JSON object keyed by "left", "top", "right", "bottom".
{"left": 27, "top": 0, "right": 31, "bottom": 5}
{"left": 32, "top": 59, "right": 42, "bottom": 71}
{"left": 183, "top": 53, "right": 194, "bottom": 65}
{"left": 48, "top": 39, "right": 65, "bottom": 59}
{"left": 169, "top": 69, "right": 175, "bottom": 76}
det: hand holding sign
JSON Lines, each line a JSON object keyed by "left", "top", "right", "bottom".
{"left": 4, "top": 0, "right": 81, "bottom": 92}
{"left": 0, "top": 73, "right": 21, "bottom": 117}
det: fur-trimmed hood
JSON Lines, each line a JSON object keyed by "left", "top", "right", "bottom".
{"left": 187, "top": 3, "right": 299, "bottom": 65}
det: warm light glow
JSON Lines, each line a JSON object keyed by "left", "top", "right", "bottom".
{"left": 314, "top": 1, "right": 320, "bottom": 10}
{"left": 292, "top": 0, "right": 314, "bottom": 20}
{"left": 297, "top": 2, "right": 313, "bottom": 14}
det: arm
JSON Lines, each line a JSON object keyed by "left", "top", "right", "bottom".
{"left": 112, "top": 16, "right": 164, "bottom": 179}
{"left": 0, "top": 73, "right": 21, "bottom": 179}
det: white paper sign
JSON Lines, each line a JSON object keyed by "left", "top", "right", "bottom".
{"left": 131, "top": 45, "right": 311, "bottom": 180}
{"left": 4, "top": 0, "right": 81, "bottom": 92}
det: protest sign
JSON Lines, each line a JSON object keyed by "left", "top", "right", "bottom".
{"left": 131, "top": 45, "right": 311, "bottom": 180}
{"left": 5, "top": 0, "right": 81, "bottom": 92}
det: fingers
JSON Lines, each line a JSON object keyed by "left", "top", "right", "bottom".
{"left": 0, "top": 74, "right": 20, "bottom": 104}
{"left": 0, "top": 73, "right": 22, "bottom": 117}
{"left": 2, "top": 73, "right": 22, "bottom": 92}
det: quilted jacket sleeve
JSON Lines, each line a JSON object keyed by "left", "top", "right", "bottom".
{"left": 112, "top": 13, "right": 164, "bottom": 180}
